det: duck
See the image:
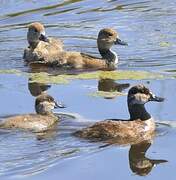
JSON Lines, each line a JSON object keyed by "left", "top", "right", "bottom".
{"left": 74, "top": 84, "right": 164, "bottom": 144}
{"left": 29, "top": 28, "right": 127, "bottom": 70}
{"left": 0, "top": 94, "right": 65, "bottom": 132}
{"left": 23, "top": 22, "right": 63, "bottom": 63}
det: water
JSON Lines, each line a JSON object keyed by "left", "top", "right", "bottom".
{"left": 0, "top": 0, "right": 176, "bottom": 179}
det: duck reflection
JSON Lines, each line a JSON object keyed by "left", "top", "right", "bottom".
{"left": 28, "top": 80, "right": 51, "bottom": 97}
{"left": 98, "top": 78, "right": 130, "bottom": 92}
{"left": 129, "top": 140, "right": 167, "bottom": 176}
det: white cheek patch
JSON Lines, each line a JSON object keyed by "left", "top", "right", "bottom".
{"left": 130, "top": 94, "right": 149, "bottom": 105}
{"left": 40, "top": 101, "right": 55, "bottom": 111}
{"left": 41, "top": 31, "right": 45, "bottom": 35}
{"left": 50, "top": 102, "right": 55, "bottom": 110}
{"left": 150, "top": 92, "right": 156, "bottom": 99}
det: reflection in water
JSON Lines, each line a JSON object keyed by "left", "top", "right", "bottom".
{"left": 0, "top": 117, "right": 169, "bottom": 178}
{"left": 129, "top": 140, "right": 167, "bottom": 176}
{"left": 98, "top": 78, "right": 130, "bottom": 92}
{"left": 35, "top": 126, "right": 58, "bottom": 141}
{"left": 96, "top": 78, "right": 130, "bottom": 99}
{"left": 100, "top": 136, "right": 168, "bottom": 177}
{"left": 28, "top": 80, "right": 51, "bottom": 97}
{"left": 0, "top": 0, "right": 175, "bottom": 179}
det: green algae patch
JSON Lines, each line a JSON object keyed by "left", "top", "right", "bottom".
{"left": 70, "top": 70, "right": 164, "bottom": 80}
{"left": 28, "top": 70, "right": 164, "bottom": 84}
{"left": 0, "top": 69, "right": 164, "bottom": 85}
{"left": 29, "top": 72, "right": 69, "bottom": 84}
{"left": 89, "top": 91, "right": 126, "bottom": 99}
{"left": 0, "top": 69, "right": 22, "bottom": 75}
{"left": 159, "top": 42, "right": 171, "bottom": 47}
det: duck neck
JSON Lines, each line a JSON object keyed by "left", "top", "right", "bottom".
{"left": 128, "top": 103, "right": 151, "bottom": 121}
{"left": 99, "top": 48, "right": 118, "bottom": 67}
{"left": 28, "top": 41, "right": 39, "bottom": 49}
{"left": 36, "top": 110, "right": 54, "bottom": 116}
{"left": 35, "top": 104, "right": 54, "bottom": 116}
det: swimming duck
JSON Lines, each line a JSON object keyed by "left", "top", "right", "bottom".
{"left": 23, "top": 22, "right": 63, "bottom": 62}
{"left": 74, "top": 85, "right": 164, "bottom": 144}
{"left": 29, "top": 28, "right": 127, "bottom": 70}
{"left": 0, "top": 94, "right": 65, "bottom": 132}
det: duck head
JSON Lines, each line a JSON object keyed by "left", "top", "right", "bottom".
{"left": 27, "top": 22, "right": 49, "bottom": 48}
{"left": 127, "top": 85, "right": 164, "bottom": 120}
{"left": 35, "top": 94, "right": 65, "bottom": 115}
{"left": 97, "top": 28, "right": 127, "bottom": 66}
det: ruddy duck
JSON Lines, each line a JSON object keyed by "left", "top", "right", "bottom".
{"left": 0, "top": 94, "right": 65, "bottom": 132}
{"left": 74, "top": 85, "right": 164, "bottom": 144}
{"left": 23, "top": 22, "right": 63, "bottom": 62}
{"left": 29, "top": 28, "right": 127, "bottom": 70}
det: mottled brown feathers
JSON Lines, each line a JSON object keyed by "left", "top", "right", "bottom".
{"left": 74, "top": 85, "right": 164, "bottom": 145}
{"left": 74, "top": 119, "right": 155, "bottom": 144}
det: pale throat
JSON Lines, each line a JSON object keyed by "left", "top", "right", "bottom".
{"left": 110, "top": 49, "right": 118, "bottom": 64}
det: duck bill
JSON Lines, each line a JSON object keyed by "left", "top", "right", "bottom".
{"left": 39, "top": 33, "right": 49, "bottom": 42}
{"left": 149, "top": 94, "right": 164, "bottom": 102}
{"left": 114, "top": 38, "right": 128, "bottom": 46}
{"left": 54, "top": 101, "right": 66, "bottom": 108}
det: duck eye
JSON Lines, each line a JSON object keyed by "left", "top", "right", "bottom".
{"left": 143, "top": 88, "right": 150, "bottom": 95}
{"left": 49, "top": 97, "right": 54, "bottom": 102}
{"left": 129, "top": 89, "right": 138, "bottom": 95}
{"left": 34, "top": 28, "right": 38, "bottom": 33}
{"left": 108, "top": 33, "right": 113, "bottom": 36}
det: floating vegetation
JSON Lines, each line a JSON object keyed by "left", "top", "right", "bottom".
{"left": 0, "top": 69, "right": 22, "bottom": 75}
{"left": 159, "top": 42, "right": 171, "bottom": 47}
{"left": 89, "top": 91, "right": 126, "bottom": 99}
{"left": 29, "top": 70, "right": 164, "bottom": 84}
{"left": 29, "top": 72, "right": 69, "bottom": 84}
{"left": 0, "top": 69, "right": 165, "bottom": 85}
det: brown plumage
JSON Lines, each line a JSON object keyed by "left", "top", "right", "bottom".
{"left": 74, "top": 85, "right": 164, "bottom": 145}
{"left": 23, "top": 22, "right": 63, "bottom": 62}
{"left": 1, "top": 114, "right": 58, "bottom": 132}
{"left": 74, "top": 119, "right": 155, "bottom": 145}
{"left": 28, "top": 28, "right": 127, "bottom": 70}
{"left": 0, "top": 94, "right": 65, "bottom": 132}
{"left": 28, "top": 22, "right": 45, "bottom": 33}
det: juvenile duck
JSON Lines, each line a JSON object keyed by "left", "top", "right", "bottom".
{"left": 23, "top": 22, "right": 63, "bottom": 62}
{"left": 74, "top": 85, "right": 164, "bottom": 144}
{"left": 0, "top": 94, "right": 65, "bottom": 132}
{"left": 29, "top": 28, "right": 127, "bottom": 70}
